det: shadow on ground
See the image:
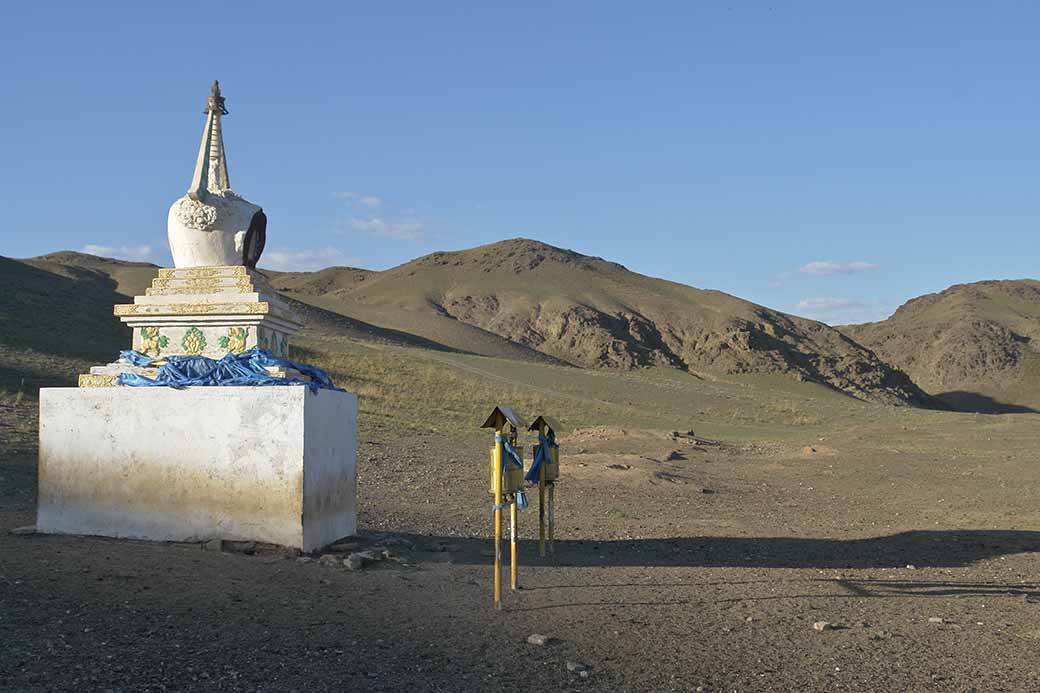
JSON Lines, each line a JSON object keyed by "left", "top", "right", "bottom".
{"left": 936, "top": 391, "right": 1037, "bottom": 414}
{"left": 387, "top": 529, "right": 1040, "bottom": 570}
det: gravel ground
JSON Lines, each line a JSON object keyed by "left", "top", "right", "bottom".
{"left": 4, "top": 408, "right": 1040, "bottom": 691}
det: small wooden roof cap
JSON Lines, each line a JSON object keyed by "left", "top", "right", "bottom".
{"left": 481, "top": 406, "right": 527, "bottom": 430}
{"left": 528, "top": 415, "right": 560, "bottom": 436}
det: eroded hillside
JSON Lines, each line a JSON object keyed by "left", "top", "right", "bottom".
{"left": 269, "top": 239, "right": 929, "bottom": 405}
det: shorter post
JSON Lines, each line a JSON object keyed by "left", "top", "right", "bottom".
{"left": 510, "top": 496, "right": 519, "bottom": 590}
{"left": 548, "top": 482, "right": 556, "bottom": 555}
{"left": 538, "top": 457, "right": 546, "bottom": 557}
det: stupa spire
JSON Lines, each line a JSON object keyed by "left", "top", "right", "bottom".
{"left": 187, "top": 80, "right": 231, "bottom": 201}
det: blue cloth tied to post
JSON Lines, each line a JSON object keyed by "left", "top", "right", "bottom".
{"left": 525, "top": 429, "right": 557, "bottom": 485}
{"left": 494, "top": 433, "right": 529, "bottom": 511}
{"left": 116, "top": 347, "right": 340, "bottom": 393}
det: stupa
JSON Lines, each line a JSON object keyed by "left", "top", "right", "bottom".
{"left": 79, "top": 81, "right": 301, "bottom": 386}
{"left": 36, "top": 82, "right": 357, "bottom": 552}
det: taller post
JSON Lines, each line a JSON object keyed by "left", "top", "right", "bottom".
{"left": 493, "top": 427, "right": 503, "bottom": 610}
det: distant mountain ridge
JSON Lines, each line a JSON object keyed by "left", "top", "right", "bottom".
{"left": 267, "top": 238, "right": 929, "bottom": 405}
{"left": 841, "top": 279, "right": 1040, "bottom": 413}
{"left": 4, "top": 240, "right": 942, "bottom": 406}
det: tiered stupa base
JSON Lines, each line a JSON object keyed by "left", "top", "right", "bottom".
{"left": 78, "top": 265, "right": 304, "bottom": 387}
{"left": 41, "top": 263, "right": 357, "bottom": 551}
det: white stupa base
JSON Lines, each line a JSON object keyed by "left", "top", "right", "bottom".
{"left": 36, "top": 386, "right": 357, "bottom": 552}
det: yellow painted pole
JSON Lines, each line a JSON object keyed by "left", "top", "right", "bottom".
{"left": 510, "top": 495, "right": 518, "bottom": 590}
{"left": 493, "top": 429, "right": 503, "bottom": 609}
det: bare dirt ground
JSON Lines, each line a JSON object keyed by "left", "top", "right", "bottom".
{"left": 4, "top": 399, "right": 1040, "bottom": 691}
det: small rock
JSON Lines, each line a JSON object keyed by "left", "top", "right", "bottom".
{"left": 318, "top": 554, "right": 340, "bottom": 566}
{"left": 355, "top": 550, "right": 382, "bottom": 562}
{"left": 928, "top": 617, "right": 945, "bottom": 624}
{"left": 224, "top": 541, "right": 256, "bottom": 554}
{"left": 803, "top": 446, "right": 817, "bottom": 454}
{"left": 699, "top": 488, "right": 716, "bottom": 494}
{"left": 578, "top": 670, "right": 590, "bottom": 679}
{"left": 10, "top": 525, "right": 35, "bottom": 535}
{"left": 380, "top": 536, "right": 414, "bottom": 548}
{"left": 203, "top": 539, "right": 222, "bottom": 551}
{"left": 905, "top": 564, "right": 917, "bottom": 570}
{"left": 526, "top": 633, "right": 551, "bottom": 646}
{"left": 565, "top": 661, "right": 588, "bottom": 673}
{"left": 813, "top": 621, "right": 835, "bottom": 632}
{"left": 344, "top": 554, "right": 366, "bottom": 571}
{"left": 296, "top": 556, "right": 314, "bottom": 564}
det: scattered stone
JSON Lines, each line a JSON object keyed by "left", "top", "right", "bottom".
{"left": 203, "top": 539, "right": 223, "bottom": 551}
{"left": 380, "top": 536, "right": 415, "bottom": 548}
{"left": 565, "top": 661, "right": 588, "bottom": 673}
{"left": 296, "top": 556, "right": 314, "bottom": 564}
{"left": 526, "top": 633, "right": 551, "bottom": 646}
{"left": 928, "top": 617, "right": 945, "bottom": 624}
{"left": 355, "top": 549, "right": 381, "bottom": 562}
{"left": 813, "top": 621, "right": 836, "bottom": 632}
{"left": 344, "top": 554, "right": 366, "bottom": 571}
{"left": 224, "top": 541, "right": 256, "bottom": 554}
{"left": 906, "top": 564, "right": 917, "bottom": 570}
{"left": 579, "top": 670, "right": 590, "bottom": 679}
{"left": 803, "top": 446, "right": 817, "bottom": 454}
{"left": 10, "top": 525, "right": 35, "bottom": 535}
{"left": 318, "top": 553, "right": 340, "bottom": 566}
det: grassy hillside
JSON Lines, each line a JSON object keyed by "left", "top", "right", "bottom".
{"left": 0, "top": 249, "right": 941, "bottom": 453}
{"left": 268, "top": 239, "right": 929, "bottom": 405}
{"left": 843, "top": 280, "right": 1040, "bottom": 413}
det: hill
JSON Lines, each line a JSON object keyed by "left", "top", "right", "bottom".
{"left": 842, "top": 280, "right": 1040, "bottom": 413}
{"left": 268, "top": 238, "right": 929, "bottom": 405}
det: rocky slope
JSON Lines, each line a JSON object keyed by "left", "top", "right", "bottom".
{"left": 842, "top": 280, "right": 1040, "bottom": 412}
{"left": 269, "top": 239, "right": 929, "bottom": 405}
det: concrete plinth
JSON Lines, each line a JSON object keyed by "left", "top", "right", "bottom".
{"left": 37, "top": 386, "right": 357, "bottom": 552}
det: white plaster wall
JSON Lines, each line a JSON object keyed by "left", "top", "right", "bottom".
{"left": 303, "top": 389, "right": 358, "bottom": 549}
{"left": 37, "top": 387, "right": 357, "bottom": 551}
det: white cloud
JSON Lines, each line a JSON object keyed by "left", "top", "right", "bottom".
{"left": 797, "top": 297, "right": 858, "bottom": 311}
{"left": 794, "top": 296, "right": 894, "bottom": 325}
{"left": 349, "top": 217, "right": 424, "bottom": 241}
{"left": 334, "top": 191, "right": 383, "bottom": 208}
{"left": 82, "top": 244, "right": 154, "bottom": 262}
{"left": 261, "top": 246, "right": 361, "bottom": 272}
{"left": 798, "top": 260, "right": 878, "bottom": 276}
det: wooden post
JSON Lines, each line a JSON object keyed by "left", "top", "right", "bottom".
{"left": 493, "top": 429, "right": 503, "bottom": 609}
{"left": 510, "top": 496, "right": 518, "bottom": 590}
{"left": 548, "top": 481, "right": 555, "bottom": 555}
{"left": 538, "top": 459, "right": 546, "bottom": 557}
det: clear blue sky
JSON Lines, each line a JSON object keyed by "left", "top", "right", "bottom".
{"left": 2, "top": 2, "right": 1037, "bottom": 324}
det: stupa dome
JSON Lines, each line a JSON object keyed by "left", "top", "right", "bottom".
{"left": 167, "top": 81, "right": 266, "bottom": 268}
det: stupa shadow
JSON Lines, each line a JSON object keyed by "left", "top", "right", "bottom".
{"left": 389, "top": 529, "right": 1040, "bottom": 570}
